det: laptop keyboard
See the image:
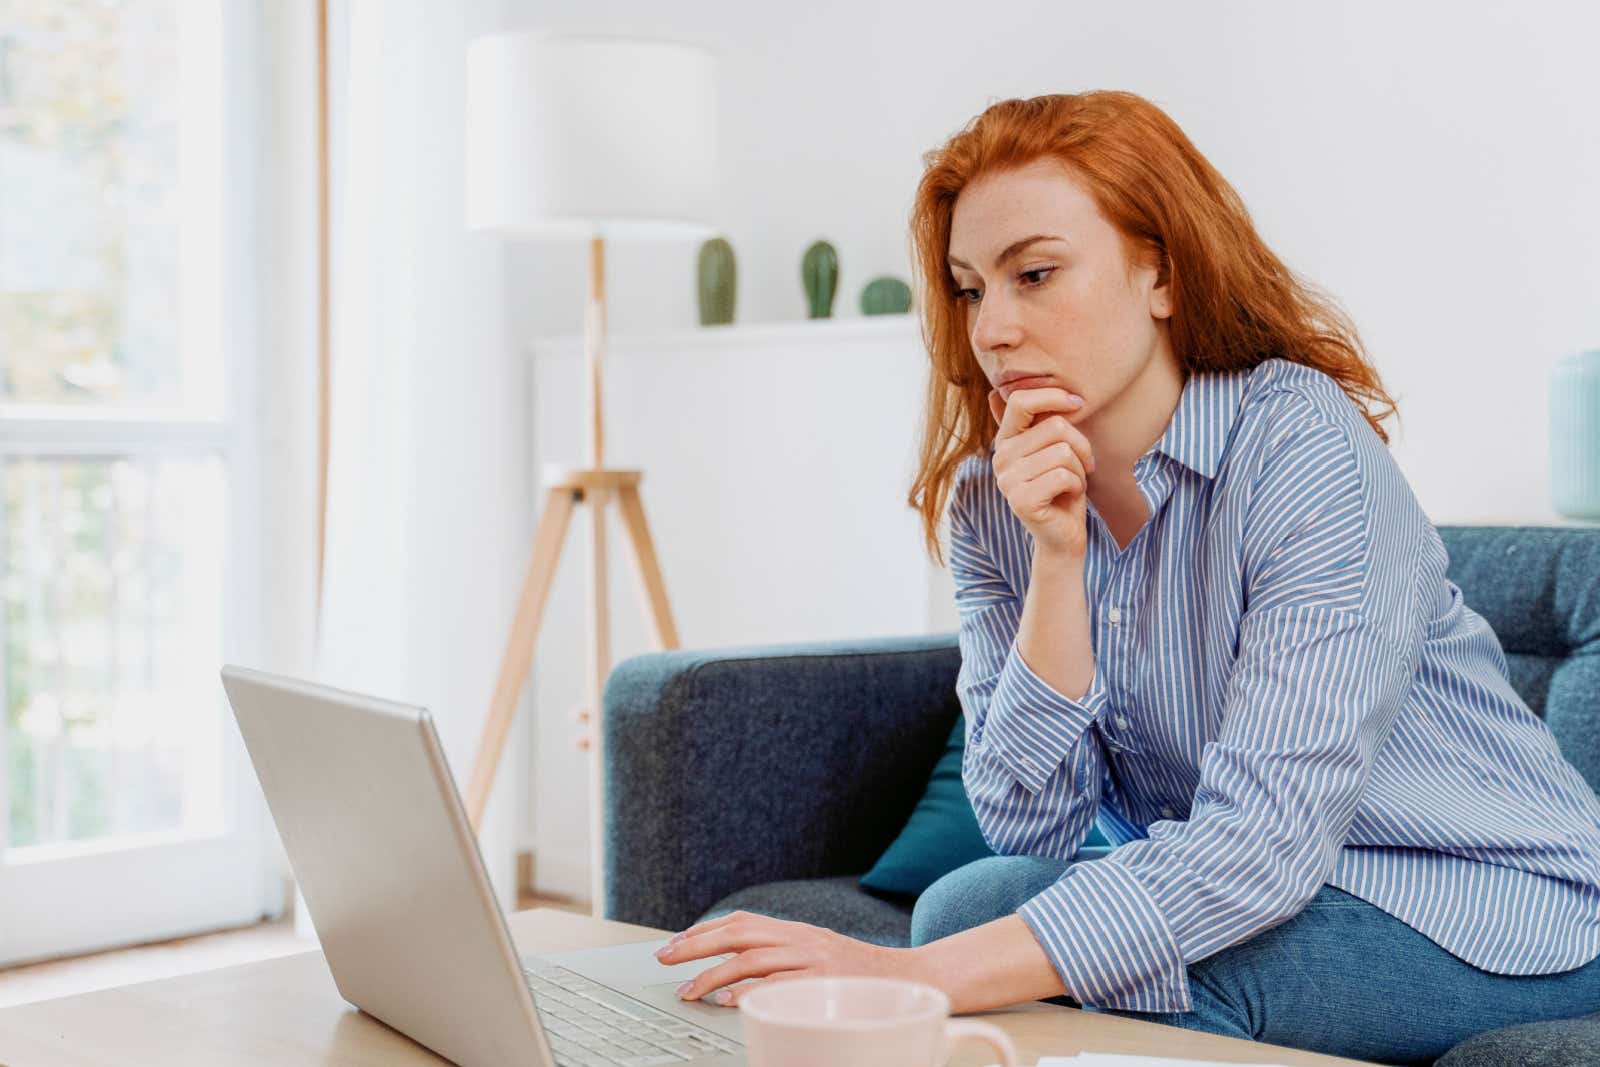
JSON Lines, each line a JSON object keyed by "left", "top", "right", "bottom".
{"left": 523, "top": 961, "right": 743, "bottom": 1065}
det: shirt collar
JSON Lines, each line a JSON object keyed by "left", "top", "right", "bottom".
{"left": 1150, "top": 365, "right": 1252, "bottom": 479}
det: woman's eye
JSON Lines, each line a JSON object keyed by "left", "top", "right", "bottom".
{"left": 952, "top": 267, "right": 1055, "bottom": 304}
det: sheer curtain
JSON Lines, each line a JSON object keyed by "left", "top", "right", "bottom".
{"left": 315, "top": 0, "right": 530, "bottom": 922}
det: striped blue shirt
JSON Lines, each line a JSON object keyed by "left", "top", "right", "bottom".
{"left": 950, "top": 357, "right": 1600, "bottom": 1013}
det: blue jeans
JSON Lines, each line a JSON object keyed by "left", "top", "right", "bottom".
{"left": 910, "top": 855, "right": 1600, "bottom": 1066}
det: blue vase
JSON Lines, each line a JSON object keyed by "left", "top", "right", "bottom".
{"left": 1551, "top": 349, "right": 1600, "bottom": 520}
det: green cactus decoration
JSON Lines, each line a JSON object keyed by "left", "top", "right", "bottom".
{"left": 697, "top": 237, "right": 737, "bottom": 325}
{"left": 801, "top": 239, "right": 839, "bottom": 319}
{"left": 860, "top": 275, "right": 912, "bottom": 316}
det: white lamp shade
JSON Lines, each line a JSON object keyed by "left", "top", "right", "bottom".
{"left": 465, "top": 31, "right": 719, "bottom": 240}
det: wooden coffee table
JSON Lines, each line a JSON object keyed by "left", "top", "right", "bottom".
{"left": 0, "top": 908, "right": 1375, "bottom": 1066}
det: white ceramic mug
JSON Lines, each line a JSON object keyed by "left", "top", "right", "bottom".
{"left": 737, "top": 976, "right": 1018, "bottom": 1067}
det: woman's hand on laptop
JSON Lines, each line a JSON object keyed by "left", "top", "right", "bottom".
{"left": 658, "top": 909, "right": 1073, "bottom": 1015}
{"left": 655, "top": 910, "right": 915, "bottom": 1007}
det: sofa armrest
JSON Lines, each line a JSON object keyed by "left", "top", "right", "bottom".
{"left": 602, "top": 633, "right": 962, "bottom": 930}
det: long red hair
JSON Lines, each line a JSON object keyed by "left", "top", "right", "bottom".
{"left": 906, "top": 91, "right": 1399, "bottom": 565}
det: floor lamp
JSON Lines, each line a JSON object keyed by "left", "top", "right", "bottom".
{"left": 461, "top": 32, "right": 720, "bottom": 916}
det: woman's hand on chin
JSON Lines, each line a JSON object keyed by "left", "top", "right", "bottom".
{"left": 654, "top": 910, "right": 920, "bottom": 1007}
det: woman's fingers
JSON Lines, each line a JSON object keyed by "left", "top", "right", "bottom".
{"left": 662, "top": 913, "right": 790, "bottom": 964}
{"left": 676, "top": 947, "right": 804, "bottom": 1003}
{"left": 1022, "top": 466, "right": 1083, "bottom": 511}
{"left": 996, "top": 441, "right": 1083, "bottom": 505}
{"left": 1011, "top": 441, "right": 1086, "bottom": 485}
{"left": 713, "top": 969, "right": 810, "bottom": 1008}
{"left": 663, "top": 925, "right": 783, "bottom": 964}
{"left": 671, "top": 913, "right": 738, "bottom": 943}
{"left": 1000, "top": 411, "right": 1096, "bottom": 475}
{"left": 988, "top": 388, "right": 1006, "bottom": 428}
{"left": 1015, "top": 412, "right": 1096, "bottom": 472}
{"left": 662, "top": 921, "right": 904, "bottom": 1009}
{"left": 995, "top": 386, "right": 1083, "bottom": 441}
{"left": 670, "top": 908, "right": 772, "bottom": 944}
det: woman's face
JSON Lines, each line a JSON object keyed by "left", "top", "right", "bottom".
{"left": 947, "top": 158, "right": 1173, "bottom": 424}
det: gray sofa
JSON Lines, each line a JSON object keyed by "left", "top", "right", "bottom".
{"left": 602, "top": 524, "right": 1600, "bottom": 1066}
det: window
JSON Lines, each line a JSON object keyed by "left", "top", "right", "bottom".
{"left": 0, "top": 0, "right": 268, "bottom": 965}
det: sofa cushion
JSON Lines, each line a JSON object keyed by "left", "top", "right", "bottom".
{"left": 697, "top": 874, "right": 914, "bottom": 947}
{"left": 859, "top": 715, "right": 1109, "bottom": 897}
{"left": 1433, "top": 1010, "right": 1600, "bottom": 1066}
{"left": 1435, "top": 526, "right": 1600, "bottom": 793}
{"left": 604, "top": 634, "right": 967, "bottom": 932}
{"left": 857, "top": 716, "right": 994, "bottom": 897}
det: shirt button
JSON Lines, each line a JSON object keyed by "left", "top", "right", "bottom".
{"left": 1115, "top": 714, "right": 1130, "bottom": 730}
{"left": 1160, "top": 805, "right": 1176, "bottom": 819}
{"left": 1106, "top": 607, "right": 1123, "bottom": 624}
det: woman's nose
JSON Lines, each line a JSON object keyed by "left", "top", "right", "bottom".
{"left": 972, "top": 294, "right": 1021, "bottom": 353}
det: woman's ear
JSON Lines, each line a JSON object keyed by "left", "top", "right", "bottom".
{"left": 1149, "top": 250, "right": 1173, "bottom": 320}
{"left": 1150, "top": 281, "right": 1172, "bottom": 320}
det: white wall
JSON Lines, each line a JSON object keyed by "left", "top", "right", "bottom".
{"left": 488, "top": 0, "right": 1600, "bottom": 895}
{"left": 501, "top": 0, "right": 1599, "bottom": 522}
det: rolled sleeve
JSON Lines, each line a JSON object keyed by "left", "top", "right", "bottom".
{"left": 1019, "top": 859, "right": 1188, "bottom": 1011}
{"left": 978, "top": 646, "right": 1108, "bottom": 795}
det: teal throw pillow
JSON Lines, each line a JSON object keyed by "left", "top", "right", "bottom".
{"left": 860, "top": 715, "right": 1108, "bottom": 897}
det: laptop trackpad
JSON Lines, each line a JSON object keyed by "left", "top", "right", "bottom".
{"left": 632, "top": 979, "right": 751, "bottom": 1038}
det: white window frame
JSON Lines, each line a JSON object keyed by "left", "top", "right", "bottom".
{"left": 0, "top": 0, "right": 276, "bottom": 965}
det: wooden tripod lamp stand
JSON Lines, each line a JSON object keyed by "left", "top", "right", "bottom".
{"left": 462, "top": 31, "right": 720, "bottom": 915}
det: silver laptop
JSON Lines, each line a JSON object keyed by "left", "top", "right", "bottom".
{"left": 220, "top": 664, "right": 747, "bottom": 1067}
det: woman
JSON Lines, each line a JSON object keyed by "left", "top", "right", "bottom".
{"left": 656, "top": 91, "right": 1600, "bottom": 1064}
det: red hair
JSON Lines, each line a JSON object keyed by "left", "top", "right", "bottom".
{"left": 905, "top": 91, "right": 1399, "bottom": 565}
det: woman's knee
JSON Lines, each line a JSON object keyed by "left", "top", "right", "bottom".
{"left": 909, "top": 854, "right": 1072, "bottom": 947}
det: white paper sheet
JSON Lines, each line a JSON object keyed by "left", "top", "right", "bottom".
{"left": 982, "top": 1055, "right": 1297, "bottom": 1067}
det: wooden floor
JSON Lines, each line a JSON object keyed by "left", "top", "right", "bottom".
{"left": 0, "top": 891, "right": 590, "bottom": 1009}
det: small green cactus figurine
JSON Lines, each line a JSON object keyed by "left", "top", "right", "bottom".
{"left": 697, "top": 237, "right": 737, "bottom": 326}
{"left": 860, "top": 275, "right": 912, "bottom": 315}
{"left": 801, "top": 240, "right": 839, "bottom": 319}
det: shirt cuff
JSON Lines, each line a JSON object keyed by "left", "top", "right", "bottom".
{"left": 976, "top": 645, "right": 1108, "bottom": 795}
{"left": 1018, "top": 857, "right": 1192, "bottom": 1013}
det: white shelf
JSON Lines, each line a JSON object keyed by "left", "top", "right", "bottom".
{"left": 527, "top": 313, "right": 918, "bottom": 358}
